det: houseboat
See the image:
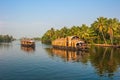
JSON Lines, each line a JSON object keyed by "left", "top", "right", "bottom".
{"left": 21, "top": 38, "right": 35, "bottom": 47}
{"left": 52, "top": 36, "right": 88, "bottom": 51}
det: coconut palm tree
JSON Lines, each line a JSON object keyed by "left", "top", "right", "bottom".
{"left": 91, "top": 17, "right": 107, "bottom": 44}
{"left": 107, "top": 18, "right": 119, "bottom": 45}
{"left": 80, "top": 24, "right": 90, "bottom": 39}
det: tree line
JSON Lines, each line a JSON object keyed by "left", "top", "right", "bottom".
{"left": 0, "top": 35, "right": 14, "bottom": 43}
{"left": 41, "top": 17, "right": 120, "bottom": 45}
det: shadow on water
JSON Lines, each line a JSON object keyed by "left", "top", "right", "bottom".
{"left": 45, "top": 46, "right": 120, "bottom": 78}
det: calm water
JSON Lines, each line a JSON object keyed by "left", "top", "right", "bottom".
{"left": 0, "top": 41, "right": 120, "bottom": 80}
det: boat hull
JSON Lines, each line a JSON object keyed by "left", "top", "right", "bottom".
{"left": 52, "top": 45, "right": 88, "bottom": 51}
{"left": 21, "top": 44, "right": 35, "bottom": 48}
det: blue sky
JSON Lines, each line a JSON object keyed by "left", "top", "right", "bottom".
{"left": 0, "top": 0, "right": 120, "bottom": 38}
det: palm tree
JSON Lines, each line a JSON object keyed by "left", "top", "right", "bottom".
{"left": 91, "top": 17, "right": 107, "bottom": 44}
{"left": 41, "top": 28, "right": 55, "bottom": 43}
{"left": 60, "top": 27, "right": 69, "bottom": 37}
{"left": 70, "top": 26, "right": 79, "bottom": 36}
{"left": 107, "top": 18, "right": 119, "bottom": 45}
{"left": 80, "top": 24, "right": 90, "bottom": 39}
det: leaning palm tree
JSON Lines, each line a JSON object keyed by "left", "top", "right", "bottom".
{"left": 107, "top": 18, "right": 119, "bottom": 45}
{"left": 91, "top": 17, "right": 107, "bottom": 44}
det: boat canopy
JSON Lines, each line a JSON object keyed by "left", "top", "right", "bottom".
{"left": 70, "top": 36, "right": 79, "bottom": 40}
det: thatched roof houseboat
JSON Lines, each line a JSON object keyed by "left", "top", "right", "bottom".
{"left": 52, "top": 36, "right": 88, "bottom": 50}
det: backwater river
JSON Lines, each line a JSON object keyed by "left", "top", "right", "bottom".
{"left": 0, "top": 41, "right": 120, "bottom": 80}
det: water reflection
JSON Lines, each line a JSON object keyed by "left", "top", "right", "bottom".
{"left": 45, "top": 48, "right": 89, "bottom": 63}
{"left": 21, "top": 46, "right": 35, "bottom": 53}
{"left": 90, "top": 46, "right": 120, "bottom": 77}
{"left": 0, "top": 43, "right": 12, "bottom": 50}
{"left": 45, "top": 47, "right": 120, "bottom": 78}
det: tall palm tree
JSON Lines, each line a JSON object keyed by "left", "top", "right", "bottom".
{"left": 91, "top": 17, "right": 107, "bottom": 44}
{"left": 107, "top": 18, "right": 119, "bottom": 45}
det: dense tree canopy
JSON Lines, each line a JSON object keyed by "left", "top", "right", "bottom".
{"left": 41, "top": 17, "right": 120, "bottom": 45}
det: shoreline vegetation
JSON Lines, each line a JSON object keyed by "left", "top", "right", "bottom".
{"left": 0, "top": 35, "right": 14, "bottom": 43}
{"left": 89, "top": 44, "right": 120, "bottom": 48}
{"left": 41, "top": 17, "right": 120, "bottom": 47}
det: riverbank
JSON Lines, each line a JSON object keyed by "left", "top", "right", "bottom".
{"left": 89, "top": 44, "right": 120, "bottom": 48}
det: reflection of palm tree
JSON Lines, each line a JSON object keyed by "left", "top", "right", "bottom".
{"left": 99, "top": 47, "right": 108, "bottom": 73}
{"left": 90, "top": 47, "right": 119, "bottom": 77}
{"left": 109, "top": 48, "right": 113, "bottom": 65}
{"left": 108, "top": 48, "right": 117, "bottom": 75}
{"left": 102, "top": 47, "right": 108, "bottom": 60}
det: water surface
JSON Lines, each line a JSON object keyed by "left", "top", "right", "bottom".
{"left": 0, "top": 41, "right": 120, "bottom": 80}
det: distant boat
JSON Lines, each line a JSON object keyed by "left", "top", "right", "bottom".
{"left": 21, "top": 38, "right": 35, "bottom": 47}
{"left": 52, "top": 36, "right": 88, "bottom": 51}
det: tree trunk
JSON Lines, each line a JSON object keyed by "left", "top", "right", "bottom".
{"left": 110, "top": 35, "right": 113, "bottom": 45}
{"left": 101, "top": 31, "right": 107, "bottom": 44}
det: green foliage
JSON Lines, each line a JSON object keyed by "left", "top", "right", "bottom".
{"left": 0, "top": 35, "right": 14, "bottom": 43}
{"left": 33, "top": 37, "right": 41, "bottom": 41}
{"left": 41, "top": 17, "right": 120, "bottom": 44}
{"left": 91, "top": 17, "right": 120, "bottom": 44}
